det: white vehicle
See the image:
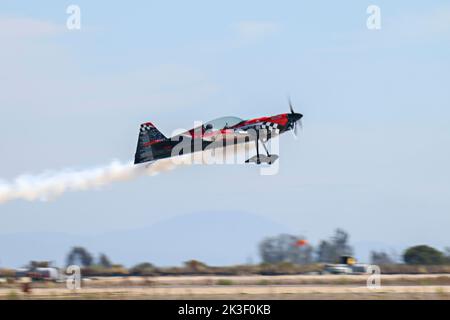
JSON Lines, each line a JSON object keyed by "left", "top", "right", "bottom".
{"left": 324, "top": 264, "right": 353, "bottom": 274}
{"left": 35, "top": 267, "right": 61, "bottom": 281}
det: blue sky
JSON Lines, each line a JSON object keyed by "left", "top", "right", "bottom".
{"left": 0, "top": 1, "right": 449, "bottom": 266}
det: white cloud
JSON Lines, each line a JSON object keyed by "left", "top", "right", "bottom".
{"left": 0, "top": 16, "right": 63, "bottom": 38}
{"left": 232, "top": 20, "right": 280, "bottom": 42}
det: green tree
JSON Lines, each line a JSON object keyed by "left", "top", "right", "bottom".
{"left": 130, "top": 262, "right": 155, "bottom": 275}
{"left": 370, "top": 251, "right": 395, "bottom": 265}
{"left": 259, "top": 234, "right": 313, "bottom": 264}
{"left": 66, "top": 246, "right": 94, "bottom": 267}
{"left": 403, "top": 245, "right": 444, "bottom": 265}
{"left": 444, "top": 247, "right": 450, "bottom": 264}
{"left": 184, "top": 260, "right": 209, "bottom": 272}
{"left": 316, "top": 229, "right": 353, "bottom": 263}
{"left": 98, "top": 253, "right": 112, "bottom": 268}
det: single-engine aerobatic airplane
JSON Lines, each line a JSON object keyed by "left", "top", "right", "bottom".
{"left": 134, "top": 101, "right": 303, "bottom": 166}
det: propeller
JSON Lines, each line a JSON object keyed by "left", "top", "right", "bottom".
{"left": 288, "top": 97, "right": 303, "bottom": 139}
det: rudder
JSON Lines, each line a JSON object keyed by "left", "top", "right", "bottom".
{"left": 134, "top": 122, "right": 167, "bottom": 164}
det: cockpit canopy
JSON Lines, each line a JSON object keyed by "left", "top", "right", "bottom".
{"left": 204, "top": 116, "right": 243, "bottom": 130}
{"left": 176, "top": 116, "right": 244, "bottom": 139}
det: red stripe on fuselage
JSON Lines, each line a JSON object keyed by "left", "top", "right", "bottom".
{"left": 236, "top": 113, "right": 289, "bottom": 127}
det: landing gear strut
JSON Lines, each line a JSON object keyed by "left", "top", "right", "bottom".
{"left": 245, "top": 130, "right": 279, "bottom": 165}
{"left": 255, "top": 130, "right": 271, "bottom": 164}
{"left": 255, "top": 130, "right": 261, "bottom": 164}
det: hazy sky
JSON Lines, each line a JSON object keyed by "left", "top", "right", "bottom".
{"left": 0, "top": 1, "right": 449, "bottom": 265}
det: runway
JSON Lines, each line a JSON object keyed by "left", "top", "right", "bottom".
{"left": 1, "top": 274, "right": 450, "bottom": 299}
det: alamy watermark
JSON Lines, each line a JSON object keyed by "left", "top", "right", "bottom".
{"left": 366, "top": 265, "right": 381, "bottom": 289}
{"left": 66, "top": 5, "right": 81, "bottom": 30}
{"left": 367, "top": 5, "right": 381, "bottom": 30}
{"left": 66, "top": 265, "right": 81, "bottom": 290}
{"left": 163, "top": 122, "right": 281, "bottom": 176}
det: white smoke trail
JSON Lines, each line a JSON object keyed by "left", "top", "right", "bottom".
{"left": 0, "top": 157, "right": 182, "bottom": 204}
{"left": 0, "top": 142, "right": 256, "bottom": 204}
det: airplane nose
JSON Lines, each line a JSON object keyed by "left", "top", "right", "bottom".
{"left": 288, "top": 113, "right": 303, "bottom": 122}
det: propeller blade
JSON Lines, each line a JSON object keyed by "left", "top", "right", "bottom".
{"left": 293, "top": 119, "right": 302, "bottom": 140}
{"left": 289, "top": 98, "right": 294, "bottom": 114}
{"left": 291, "top": 122, "right": 298, "bottom": 139}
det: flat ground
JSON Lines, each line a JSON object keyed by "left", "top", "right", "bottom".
{"left": 1, "top": 274, "right": 450, "bottom": 299}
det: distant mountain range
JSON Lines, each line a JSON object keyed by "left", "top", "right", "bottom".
{"left": 0, "top": 211, "right": 408, "bottom": 268}
{"left": 0, "top": 211, "right": 294, "bottom": 268}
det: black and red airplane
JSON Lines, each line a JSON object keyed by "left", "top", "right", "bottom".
{"left": 134, "top": 101, "right": 303, "bottom": 165}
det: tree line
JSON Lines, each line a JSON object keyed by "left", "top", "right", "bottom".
{"left": 259, "top": 228, "right": 450, "bottom": 266}
{"left": 16, "top": 229, "right": 450, "bottom": 276}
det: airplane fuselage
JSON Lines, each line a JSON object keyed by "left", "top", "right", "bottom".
{"left": 134, "top": 111, "right": 303, "bottom": 165}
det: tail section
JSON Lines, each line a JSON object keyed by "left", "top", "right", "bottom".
{"left": 134, "top": 122, "right": 168, "bottom": 164}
